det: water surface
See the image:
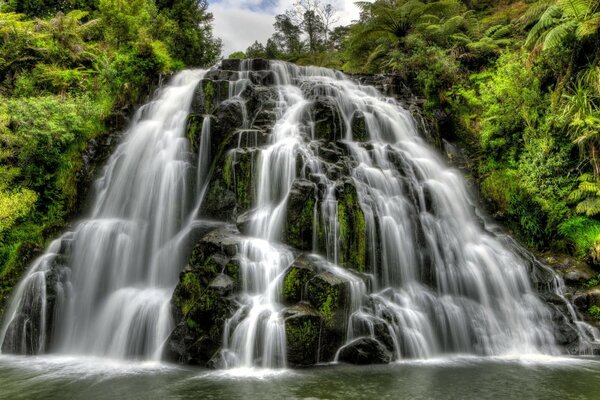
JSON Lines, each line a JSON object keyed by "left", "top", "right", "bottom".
{"left": 1, "top": 355, "right": 599, "bottom": 399}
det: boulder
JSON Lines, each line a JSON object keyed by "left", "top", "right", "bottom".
{"left": 337, "top": 337, "right": 392, "bottom": 365}
{"left": 282, "top": 255, "right": 318, "bottom": 304}
{"left": 564, "top": 270, "right": 593, "bottom": 286}
{"left": 284, "top": 303, "right": 322, "bottom": 366}
{"left": 309, "top": 97, "right": 344, "bottom": 141}
{"left": 166, "top": 227, "right": 242, "bottom": 365}
{"left": 306, "top": 271, "right": 348, "bottom": 326}
{"left": 282, "top": 179, "right": 317, "bottom": 251}
{"left": 350, "top": 110, "right": 368, "bottom": 142}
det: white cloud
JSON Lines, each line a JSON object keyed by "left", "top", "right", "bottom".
{"left": 209, "top": 0, "right": 360, "bottom": 55}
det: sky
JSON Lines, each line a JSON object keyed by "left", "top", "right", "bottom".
{"left": 208, "top": 0, "right": 361, "bottom": 55}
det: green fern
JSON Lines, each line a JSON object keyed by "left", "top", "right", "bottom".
{"left": 569, "top": 174, "right": 600, "bottom": 216}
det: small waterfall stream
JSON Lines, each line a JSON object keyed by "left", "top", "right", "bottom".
{"left": 1, "top": 60, "right": 597, "bottom": 367}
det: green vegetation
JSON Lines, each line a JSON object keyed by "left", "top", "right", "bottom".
{"left": 0, "top": 0, "right": 220, "bottom": 308}
{"left": 589, "top": 305, "right": 600, "bottom": 321}
{"left": 240, "top": 0, "right": 600, "bottom": 260}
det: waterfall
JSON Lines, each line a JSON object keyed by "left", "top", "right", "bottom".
{"left": 0, "top": 70, "right": 206, "bottom": 358}
{"left": 215, "top": 60, "right": 573, "bottom": 366}
{"left": 1, "top": 59, "right": 597, "bottom": 366}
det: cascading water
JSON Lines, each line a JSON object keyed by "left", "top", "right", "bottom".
{"left": 0, "top": 70, "right": 206, "bottom": 358}
{"left": 211, "top": 60, "right": 593, "bottom": 367}
{"left": 1, "top": 59, "right": 597, "bottom": 368}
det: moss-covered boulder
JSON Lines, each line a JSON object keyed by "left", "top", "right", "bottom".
{"left": 283, "top": 179, "right": 317, "bottom": 251}
{"left": 310, "top": 98, "right": 344, "bottom": 141}
{"left": 306, "top": 271, "right": 349, "bottom": 332}
{"left": 166, "top": 227, "right": 242, "bottom": 365}
{"left": 283, "top": 303, "right": 322, "bottom": 366}
{"left": 282, "top": 255, "right": 318, "bottom": 304}
{"left": 191, "top": 79, "right": 230, "bottom": 115}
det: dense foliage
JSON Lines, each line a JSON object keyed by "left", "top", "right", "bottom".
{"left": 240, "top": 0, "right": 600, "bottom": 261}
{"left": 0, "top": 0, "right": 220, "bottom": 305}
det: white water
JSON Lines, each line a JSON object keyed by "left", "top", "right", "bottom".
{"left": 1, "top": 60, "right": 597, "bottom": 368}
{"left": 217, "top": 60, "right": 591, "bottom": 366}
{"left": 0, "top": 70, "right": 206, "bottom": 358}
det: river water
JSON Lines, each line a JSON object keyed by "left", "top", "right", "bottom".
{"left": 0, "top": 355, "right": 599, "bottom": 399}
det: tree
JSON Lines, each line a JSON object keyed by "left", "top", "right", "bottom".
{"left": 272, "top": 14, "right": 304, "bottom": 54}
{"left": 155, "top": 0, "right": 222, "bottom": 66}
{"left": 301, "top": 9, "right": 326, "bottom": 52}
{"left": 286, "top": 0, "right": 338, "bottom": 52}
{"left": 246, "top": 41, "right": 266, "bottom": 58}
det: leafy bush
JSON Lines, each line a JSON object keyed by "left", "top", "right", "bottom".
{"left": 558, "top": 217, "right": 600, "bottom": 256}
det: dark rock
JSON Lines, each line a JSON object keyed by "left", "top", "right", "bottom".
{"left": 337, "top": 337, "right": 392, "bottom": 365}
{"left": 335, "top": 180, "right": 367, "bottom": 271}
{"left": 587, "top": 289, "right": 600, "bottom": 307}
{"left": 284, "top": 303, "right": 322, "bottom": 366}
{"left": 209, "top": 274, "right": 235, "bottom": 294}
{"left": 564, "top": 270, "right": 593, "bottom": 286}
{"left": 309, "top": 98, "right": 344, "bottom": 141}
{"left": 351, "top": 111, "right": 368, "bottom": 142}
{"left": 573, "top": 293, "right": 589, "bottom": 309}
{"left": 166, "top": 227, "right": 242, "bottom": 365}
{"left": 306, "top": 271, "right": 348, "bottom": 328}
{"left": 191, "top": 79, "right": 230, "bottom": 115}
{"left": 249, "top": 70, "right": 276, "bottom": 86}
{"left": 221, "top": 59, "right": 242, "bottom": 71}
{"left": 246, "top": 58, "right": 270, "bottom": 71}
{"left": 282, "top": 255, "right": 318, "bottom": 304}
{"left": 283, "top": 179, "right": 317, "bottom": 251}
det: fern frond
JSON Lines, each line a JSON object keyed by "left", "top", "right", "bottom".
{"left": 543, "top": 20, "right": 577, "bottom": 49}
{"left": 576, "top": 197, "right": 600, "bottom": 216}
{"left": 576, "top": 14, "right": 600, "bottom": 38}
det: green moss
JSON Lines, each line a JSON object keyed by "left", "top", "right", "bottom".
{"left": 186, "top": 114, "right": 204, "bottom": 153}
{"left": 589, "top": 306, "right": 600, "bottom": 321}
{"left": 223, "top": 152, "right": 234, "bottom": 187}
{"left": 203, "top": 80, "right": 215, "bottom": 112}
{"left": 306, "top": 279, "right": 341, "bottom": 324}
{"left": 286, "top": 319, "right": 318, "bottom": 346}
{"left": 337, "top": 183, "right": 366, "bottom": 271}
{"left": 285, "top": 195, "right": 315, "bottom": 250}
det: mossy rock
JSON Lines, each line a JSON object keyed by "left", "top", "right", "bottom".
{"left": 223, "top": 148, "right": 259, "bottom": 212}
{"left": 282, "top": 254, "right": 318, "bottom": 304}
{"left": 168, "top": 269, "right": 237, "bottom": 365}
{"left": 283, "top": 303, "right": 322, "bottom": 366}
{"left": 166, "top": 227, "right": 242, "bottom": 365}
{"left": 186, "top": 114, "right": 205, "bottom": 153}
{"left": 306, "top": 271, "right": 348, "bottom": 326}
{"left": 283, "top": 179, "right": 318, "bottom": 251}
{"left": 309, "top": 97, "right": 344, "bottom": 141}
{"left": 191, "top": 79, "right": 230, "bottom": 115}
{"left": 350, "top": 110, "right": 368, "bottom": 142}
{"left": 335, "top": 181, "right": 367, "bottom": 271}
